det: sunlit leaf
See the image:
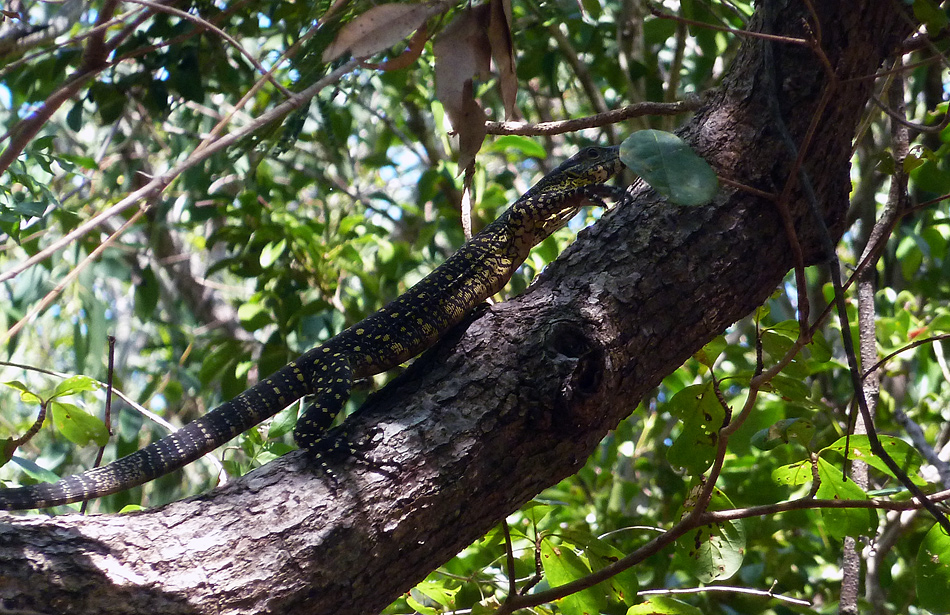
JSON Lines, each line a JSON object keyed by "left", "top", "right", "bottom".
{"left": 821, "top": 435, "right": 926, "bottom": 485}
{"left": 674, "top": 485, "right": 746, "bottom": 583}
{"left": 772, "top": 459, "right": 813, "bottom": 486}
{"left": 815, "top": 457, "right": 877, "bottom": 539}
{"left": 3, "top": 380, "right": 43, "bottom": 405}
{"left": 540, "top": 538, "right": 605, "bottom": 615}
{"left": 260, "top": 238, "right": 287, "bottom": 268}
{"left": 667, "top": 383, "right": 723, "bottom": 475}
{"left": 627, "top": 596, "right": 703, "bottom": 615}
{"left": 49, "top": 401, "right": 109, "bottom": 447}
{"left": 52, "top": 375, "right": 98, "bottom": 399}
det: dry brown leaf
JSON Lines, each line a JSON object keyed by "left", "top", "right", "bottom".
{"left": 323, "top": 1, "right": 447, "bottom": 63}
{"left": 434, "top": 5, "right": 492, "bottom": 169}
{"left": 434, "top": 5, "right": 492, "bottom": 113}
{"left": 455, "top": 80, "right": 488, "bottom": 171}
{"left": 362, "top": 23, "right": 429, "bottom": 71}
{"left": 487, "top": 0, "right": 519, "bottom": 119}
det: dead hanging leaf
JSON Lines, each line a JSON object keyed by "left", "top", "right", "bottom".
{"left": 322, "top": 1, "right": 448, "bottom": 63}
{"left": 434, "top": 5, "right": 492, "bottom": 170}
{"left": 455, "top": 80, "right": 489, "bottom": 171}
{"left": 362, "top": 23, "right": 429, "bottom": 71}
{"left": 434, "top": 5, "right": 492, "bottom": 113}
{"left": 487, "top": 0, "right": 519, "bottom": 119}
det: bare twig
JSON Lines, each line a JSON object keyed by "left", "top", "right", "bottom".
{"left": 485, "top": 100, "right": 702, "bottom": 136}
{"left": 639, "top": 585, "right": 810, "bottom": 607}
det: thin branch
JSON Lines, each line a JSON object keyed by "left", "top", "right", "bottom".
{"left": 0, "top": 58, "right": 361, "bottom": 285}
{"left": 760, "top": 2, "right": 950, "bottom": 534}
{"left": 502, "top": 522, "right": 517, "bottom": 601}
{"left": 639, "top": 585, "right": 811, "bottom": 607}
{"left": 649, "top": 6, "right": 810, "bottom": 45}
{"left": 485, "top": 100, "right": 701, "bottom": 136}
{"left": 871, "top": 94, "right": 950, "bottom": 134}
{"left": 704, "top": 489, "right": 950, "bottom": 521}
{"left": 0, "top": 0, "right": 129, "bottom": 176}
{"left": 3, "top": 208, "right": 147, "bottom": 343}
{"left": 862, "top": 333, "right": 950, "bottom": 379}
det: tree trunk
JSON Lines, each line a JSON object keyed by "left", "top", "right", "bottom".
{"left": 0, "top": 2, "right": 914, "bottom": 613}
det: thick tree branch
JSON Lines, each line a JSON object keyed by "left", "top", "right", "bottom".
{"left": 0, "top": 2, "right": 916, "bottom": 614}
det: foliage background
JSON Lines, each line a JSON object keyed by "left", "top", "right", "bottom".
{"left": 1, "top": 0, "right": 949, "bottom": 613}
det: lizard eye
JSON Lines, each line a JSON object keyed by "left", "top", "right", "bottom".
{"left": 585, "top": 147, "right": 600, "bottom": 159}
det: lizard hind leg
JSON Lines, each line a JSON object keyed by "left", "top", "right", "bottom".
{"left": 293, "top": 352, "right": 354, "bottom": 458}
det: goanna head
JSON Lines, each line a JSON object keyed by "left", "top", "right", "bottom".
{"left": 528, "top": 145, "right": 623, "bottom": 198}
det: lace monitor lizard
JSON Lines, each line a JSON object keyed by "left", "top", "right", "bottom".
{"left": 0, "top": 145, "right": 625, "bottom": 511}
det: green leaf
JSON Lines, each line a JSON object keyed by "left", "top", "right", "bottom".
{"left": 66, "top": 102, "right": 83, "bottom": 132}
{"left": 268, "top": 404, "right": 299, "bottom": 439}
{"left": 49, "top": 401, "right": 109, "bottom": 447}
{"left": 260, "top": 238, "right": 287, "bottom": 268}
{"left": 815, "top": 457, "right": 877, "bottom": 539}
{"left": 666, "top": 383, "right": 724, "bottom": 475}
{"left": 51, "top": 375, "right": 99, "bottom": 399}
{"left": 821, "top": 435, "right": 925, "bottom": 485}
{"left": 627, "top": 596, "right": 703, "bottom": 615}
{"left": 694, "top": 335, "right": 726, "bottom": 368}
{"left": 620, "top": 130, "right": 719, "bottom": 206}
{"left": 412, "top": 579, "right": 459, "bottom": 610}
{"left": 237, "top": 302, "right": 272, "bottom": 331}
{"left": 913, "top": 0, "right": 949, "bottom": 33}
{"left": 674, "top": 485, "right": 746, "bottom": 583}
{"left": 1, "top": 437, "right": 14, "bottom": 466}
{"left": 8, "top": 455, "right": 62, "bottom": 484}
{"left": 916, "top": 522, "right": 950, "bottom": 614}
{"left": 584, "top": 537, "right": 639, "bottom": 605}
{"left": 2, "top": 380, "right": 43, "bottom": 405}
{"left": 808, "top": 329, "right": 834, "bottom": 363}
{"left": 772, "top": 459, "right": 813, "bottom": 486}
{"left": 540, "top": 538, "right": 606, "bottom": 615}
{"left": 405, "top": 595, "right": 438, "bottom": 615}
{"left": 135, "top": 266, "right": 160, "bottom": 319}
{"left": 89, "top": 82, "right": 126, "bottom": 124}
{"left": 489, "top": 135, "right": 548, "bottom": 158}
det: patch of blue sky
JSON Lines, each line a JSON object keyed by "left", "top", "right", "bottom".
{"left": 369, "top": 146, "right": 424, "bottom": 222}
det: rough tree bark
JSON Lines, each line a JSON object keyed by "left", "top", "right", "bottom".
{"left": 0, "top": 2, "right": 916, "bottom": 614}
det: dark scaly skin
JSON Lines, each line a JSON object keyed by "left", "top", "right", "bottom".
{"left": 0, "top": 146, "right": 624, "bottom": 511}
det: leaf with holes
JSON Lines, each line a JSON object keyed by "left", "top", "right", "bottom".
{"left": 916, "top": 522, "right": 950, "bottom": 614}
{"left": 667, "top": 383, "right": 723, "bottom": 475}
{"left": 674, "top": 484, "right": 746, "bottom": 583}
{"left": 821, "top": 435, "right": 926, "bottom": 485}
{"left": 49, "top": 401, "right": 109, "bottom": 447}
